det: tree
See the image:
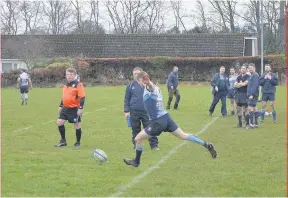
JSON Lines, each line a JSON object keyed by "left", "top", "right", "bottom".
{"left": 3, "top": 36, "right": 50, "bottom": 69}
{"left": 170, "top": 1, "right": 187, "bottom": 32}
{"left": 142, "top": 0, "right": 165, "bottom": 34}
{"left": 0, "top": 0, "right": 20, "bottom": 35}
{"left": 20, "top": 1, "right": 42, "bottom": 35}
{"left": 42, "top": 0, "right": 73, "bottom": 34}
{"left": 208, "top": 0, "right": 238, "bottom": 33}
{"left": 105, "top": 0, "right": 150, "bottom": 34}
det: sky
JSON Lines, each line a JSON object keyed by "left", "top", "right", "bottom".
{"left": 2, "top": 0, "right": 284, "bottom": 34}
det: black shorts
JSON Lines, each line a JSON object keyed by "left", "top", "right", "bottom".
{"left": 20, "top": 85, "right": 29, "bottom": 94}
{"left": 262, "top": 93, "right": 275, "bottom": 102}
{"left": 144, "top": 114, "right": 178, "bottom": 137}
{"left": 59, "top": 107, "right": 81, "bottom": 123}
{"left": 236, "top": 92, "right": 247, "bottom": 106}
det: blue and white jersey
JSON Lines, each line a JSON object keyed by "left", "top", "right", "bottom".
{"left": 143, "top": 85, "right": 167, "bottom": 120}
{"left": 19, "top": 72, "right": 30, "bottom": 86}
{"left": 229, "top": 75, "right": 238, "bottom": 89}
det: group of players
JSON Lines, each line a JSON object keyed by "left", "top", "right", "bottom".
{"left": 210, "top": 63, "right": 278, "bottom": 129}
{"left": 16, "top": 62, "right": 278, "bottom": 167}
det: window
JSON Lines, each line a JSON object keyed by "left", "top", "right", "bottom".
{"left": 244, "top": 37, "right": 258, "bottom": 56}
{"left": 2, "top": 63, "right": 13, "bottom": 72}
{"left": 13, "top": 63, "right": 18, "bottom": 69}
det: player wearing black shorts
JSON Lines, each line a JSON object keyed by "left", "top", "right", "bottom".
{"left": 55, "top": 68, "right": 86, "bottom": 148}
{"left": 246, "top": 63, "right": 260, "bottom": 129}
{"left": 234, "top": 65, "right": 250, "bottom": 128}
{"left": 123, "top": 71, "right": 217, "bottom": 167}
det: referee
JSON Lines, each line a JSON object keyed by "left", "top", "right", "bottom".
{"left": 55, "top": 68, "right": 86, "bottom": 149}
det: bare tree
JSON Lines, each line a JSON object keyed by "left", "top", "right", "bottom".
{"left": 43, "top": 0, "right": 73, "bottom": 34}
{"left": 71, "top": 0, "right": 83, "bottom": 33}
{"left": 263, "top": 0, "right": 282, "bottom": 53}
{"left": 20, "top": 1, "right": 42, "bottom": 35}
{"left": 90, "top": 0, "right": 100, "bottom": 27}
{"left": 208, "top": 0, "right": 238, "bottom": 32}
{"left": 142, "top": 0, "right": 165, "bottom": 33}
{"left": 170, "top": 1, "right": 187, "bottom": 32}
{"left": 0, "top": 0, "right": 20, "bottom": 35}
{"left": 105, "top": 0, "right": 150, "bottom": 34}
{"left": 189, "top": 0, "right": 210, "bottom": 33}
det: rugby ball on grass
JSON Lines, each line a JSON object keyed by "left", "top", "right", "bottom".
{"left": 93, "top": 149, "right": 108, "bottom": 163}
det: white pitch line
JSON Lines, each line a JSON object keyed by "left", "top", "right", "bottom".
{"left": 95, "top": 108, "right": 107, "bottom": 111}
{"left": 12, "top": 126, "right": 34, "bottom": 133}
{"left": 82, "top": 111, "right": 92, "bottom": 115}
{"left": 9, "top": 107, "right": 111, "bottom": 133}
{"left": 109, "top": 117, "right": 219, "bottom": 198}
{"left": 41, "top": 120, "right": 54, "bottom": 125}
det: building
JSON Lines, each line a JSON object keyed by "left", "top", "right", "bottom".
{"left": 1, "top": 59, "right": 28, "bottom": 72}
{"left": 1, "top": 33, "right": 258, "bottom": 72}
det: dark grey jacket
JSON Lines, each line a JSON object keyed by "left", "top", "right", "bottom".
{"left": 258, "top": 72, "right": 278, "bottom": 94}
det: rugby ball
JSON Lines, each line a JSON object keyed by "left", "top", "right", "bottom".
{"left": 93, "top": 149, "right": 108, "bottom": 163}
{"left": 265, "top": 112, "right": 270, "bottom": 116}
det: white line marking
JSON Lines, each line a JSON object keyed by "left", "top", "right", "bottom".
{"left": 12, "top": 126, "right": 34, "bottom": 133}
{"left": 95, "top": 108, "right": 107, "bottom": 111}
{"left": 109, "top": 117, "right": 219, "bottom": 198}
{"left": 9, "top": 107, "right": 112, "bottom": 133}
{"left": 82, "top": 112, "right": 92, "bottom": 115}
{"left": 41, "top": 120, "right": 54, "bottom": 125}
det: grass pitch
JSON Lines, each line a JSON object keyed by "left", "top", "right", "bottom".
{"left": 2, "top": 85, "right": 286, "bottom": 197}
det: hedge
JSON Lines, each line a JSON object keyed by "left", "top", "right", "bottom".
{"left": 1, "top": 55, "right": 285, "bottom": 87}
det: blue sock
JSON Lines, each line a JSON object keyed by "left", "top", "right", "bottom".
{"left": 272, "top": 110, "right": 276, "bottom": 121}
{"left": 187, "top": 134, "right": 204, "bottom": 146}
{"left": 261, "top": 109, "right": 265, "bottom": 121}
{"left": 135, "top": 145, "right": 143, "bottom": 164}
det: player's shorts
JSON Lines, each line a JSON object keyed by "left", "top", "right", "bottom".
{"left": 247, "top": 98, "right": 257, "bottom": 107}
{"left": 59, "top": 107, "right": 81, "bottom": 123}
{"left": 20, "top": 85, "right": 29, "bottom": 94}
{"left": 144, "top": 113, "right": 178, "bottom": 137}
{"left": 227, "top": 89, "right": 236, "bottom": 99}
{"left": 236, "top": 92, "right": 247, "bottom": 107}
{"left": 262, "top": 93, "right": 275, "bottom": 102}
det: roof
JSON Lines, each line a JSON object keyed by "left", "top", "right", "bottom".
{"left": 1, "top": 33, "right": 257, "bottom": 59}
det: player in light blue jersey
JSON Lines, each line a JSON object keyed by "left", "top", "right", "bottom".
{"left": 17, "top": 69, "right": 32, "bottom": 105}
{"left": 227, "top": 67, "right": 238, "bottom": 115}
{"left": 123, "top": 71, "right": 217, "bottom": 167}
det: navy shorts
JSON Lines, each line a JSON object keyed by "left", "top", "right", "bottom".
{"left": 144, "top": 114, "right": 178, "bottom": 137}
{"left": 227, "top": 89, "right": 236, "bottom": 99}
{"left": 20, "top": 85, "right": 29, "bottom": 94}
{"left": 247, "top": 98, "right": 257, "bottom": 107}
{"left": 262, "top": 93, "right": 275, "bottom": 102}
{"left": 236, "top": 92, "right": 247, "bottom": 106}
{"left": 59, "top": 107, "right": 82, "bottom": 123}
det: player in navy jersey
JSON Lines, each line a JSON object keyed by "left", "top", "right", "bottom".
{"left": 123, "top": 71, "right": 217, "bottom": 167}
{"left": 234, "top": 65, "right": 250, "bottom": 127}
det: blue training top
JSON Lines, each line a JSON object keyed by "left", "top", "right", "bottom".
{"left": 143, "top": 85, "right": 167, "bottom": 120}
{"left": 229, "top": 75, "right": 238, "bottom": 89}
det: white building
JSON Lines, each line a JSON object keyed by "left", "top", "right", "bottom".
{"left": 1, "top": 59, "right": 28, "bottom": 72}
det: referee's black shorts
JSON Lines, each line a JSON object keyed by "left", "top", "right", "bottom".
{"left": 59, "top": 107, "right": 81, "bottom": 123}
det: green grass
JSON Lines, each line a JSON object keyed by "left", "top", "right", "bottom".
{"left": 2, "top": 85, "right": 286, "bottom": 197}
